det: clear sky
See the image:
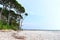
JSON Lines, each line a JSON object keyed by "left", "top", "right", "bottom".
{"left": 17, "top": 0, "right": 60, "bottom": 30}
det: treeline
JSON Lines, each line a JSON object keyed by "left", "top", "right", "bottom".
{"left": 0, "top": 0, "right": 28, "bottom": 30}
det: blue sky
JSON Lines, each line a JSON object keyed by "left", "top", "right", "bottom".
{"left": 18, "top": 0, "right": 60, "bottom": 30}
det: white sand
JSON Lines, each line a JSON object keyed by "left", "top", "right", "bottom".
{"left": 0, "top": 30, "right": 60, "bottom": 40}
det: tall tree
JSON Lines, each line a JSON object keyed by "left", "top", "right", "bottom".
{"left": 0, "top": 0, "right": 28, "bottom": 30}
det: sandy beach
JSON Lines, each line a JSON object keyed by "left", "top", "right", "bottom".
{"left": 0, "top": 30, "right": 60, "bottom": 40}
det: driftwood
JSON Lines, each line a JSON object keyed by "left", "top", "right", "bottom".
{"left": 12, "top": 33, "right": 26, "bottom": 39}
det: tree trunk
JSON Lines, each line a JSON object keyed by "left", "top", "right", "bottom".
{"left": 0, "top": 9, "right": 2, "bottom": 20}
{"left": 8, "top": 2, "right": 11, "bottom": 25}
{"left": 20, "top": 19, "right": 23, "bottom": 30}
{"left": 8, "top": 12, "right": 10, "bottom": 25}
{"left": 19, "top": 16, "right": 21, "bottom": 30}
{"left": 0, "top": 5, "right": 5, "bottom": 20}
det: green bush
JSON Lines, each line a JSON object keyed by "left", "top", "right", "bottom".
{"left": 0, "top": 21, "right": 3, "bottom": 30}
{"left": 0, "top": 20, "right": 18, "bottom": 30}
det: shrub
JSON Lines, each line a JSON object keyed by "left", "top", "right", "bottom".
{"left": 0, "top": 20, "right": 18, "bottom": 30}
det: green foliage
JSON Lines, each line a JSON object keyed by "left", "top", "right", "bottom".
{"left": 0, "top": 20, "right": 19, "bottom": 30}
{"left": 0, "top": 0, "right": 28, "bottom": 31}
{"left": 0, "top": 8, "right": 2, "bottom": 11}
{"left": 0, "top": 20, "right": 3, "bottom": 30}
{"left": 2, "top": 9, "right": 9, "bottom": 18}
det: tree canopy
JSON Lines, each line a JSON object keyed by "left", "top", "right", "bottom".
{"left": 0, "top": 0, "right": 28, "bottom": 30}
